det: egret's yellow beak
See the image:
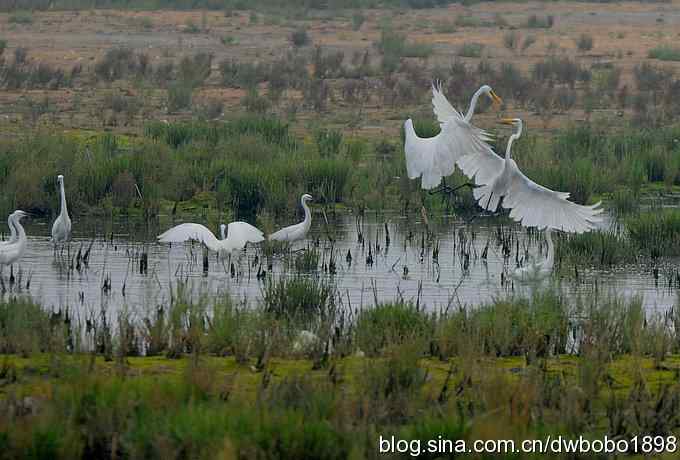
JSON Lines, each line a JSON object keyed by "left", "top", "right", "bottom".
{"left": 499, "top": 118, "right": 515, "bottom": 125}
{"left": 489, "top": 90, "right": 503, "bottom": 106}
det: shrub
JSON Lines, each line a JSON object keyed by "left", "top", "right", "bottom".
{"left": 167, "top": 82, "right": 193, "bottom": 112}
{"left": 356, "top": 302, "right": 432, "bottom": 355}
{"left": 351, "top": 11, "right": 365, "bottom": 31}
{"left": 503, "top": 31, "right": 519, "bottom": 52}
{"left": 458, "top": 42, "right": 484, "bottom": 58}
{"left": 290, "top": 28, "right": 311, "bottom": 48}
{"left": 576, "top": 33, "right": 594, "bottom": 52}
{"left": 648, "top": 45, "right": 680, "bottom": 62}
{"left": 8, "top": 11, "right": 33, "bottom": 24}
{"left": 526, "top": 14, "right": 554, "bottom": 29}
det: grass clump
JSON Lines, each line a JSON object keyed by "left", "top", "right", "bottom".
{"left": 627, "top": 209, "right": 680, "bottom": 258}
{"left": 457, "top": 42, "right": 484, "bottom": 58}
{"left": 355, "top": 302, "right": 432, "bottom": 356}
{"left": 648, "top": 45, "right": 680, "bottom": 62}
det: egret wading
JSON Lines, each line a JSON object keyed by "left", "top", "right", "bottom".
{"left": 158, "top": 222, "right": 265, "bottom": 259}
{"left": 511, "top": 229, "right": 555, "bottom": 282}
{"left": 269, "top": 194, "right": 314, "bottom": 243}
{"left": 0, "top": 210, "right": 29, "bottom": 274}
{"left": 51, "top": 174, "right": 72, "bottom": 255}
{"left": 404, "top": 83, "right": 501, "bottom": 190}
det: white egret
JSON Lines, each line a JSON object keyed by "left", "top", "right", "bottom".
{"left": 511, "top": 229, "right": 554, "bottom": 282}
{"left": 0, "top": 213, "right": 17, "bottom": 247}
{"left": 404, "top": 83, "right": 501, "bottom": 189}
{"left": 51, "top": 174, "right": 72, "bottom": 250}
{"left": 269, "top": 194, "right": 313, "bottom": 242}
{"left": 470, "top": 118, "right": 603, "bottom": 233}
{"left": 158, "top": 221, "right": 264, "bottom": 256}
{"left": 0, "top": 211, "right": 28, "bottom": 270}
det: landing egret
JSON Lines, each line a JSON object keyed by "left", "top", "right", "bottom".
{"left": 0, "top": 211, "right": 28, "bottom": 270}
{"left": 269, "top": 194, "right": 313, "bottom": 242}
{"left": 158, "top": 221, "right": 265, "bottom": 256}
{"left": 51, "top": 174, "right": 72, "bottom": 250}
{"left": 404, "top": 83, "right": 501, "bottom": 189}
{"left": 511, "top": 229, "right": 554, "bottom": 282}
{"left": 470, "top": 118, "right": 602, "bottom": 233}
{"left": 0, "top": 213, "right": 17, "bottom": 247}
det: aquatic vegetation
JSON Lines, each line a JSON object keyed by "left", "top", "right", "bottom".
{"left": 627, "top": 209, "right": 680, "bottom": 258}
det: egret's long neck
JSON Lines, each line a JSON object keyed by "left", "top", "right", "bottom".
{"left": 545, "top": 229, "right": 554, "bottom": 267}
{"left": 505, "top": 123, "right": 523, "bottom": 160}
{"left": 6, "top": 215, "right": 16, "bottom": 241}
{"left": 464, "top": 87, "right": 485, "bottom": 121}
{"left": 13, "top": 216, "right": 26, "bottom": 244}
{"left": 59, "top": 181, "right": 69, "bottom": 217}
{"left": 302, "top": 198, "right": 311, "bottom": 226}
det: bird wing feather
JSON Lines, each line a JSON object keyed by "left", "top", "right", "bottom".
{"left": 157, "top": 223, "right": 221, "bottom": 252}
{"left": 269, "top": 222, "right": 303, "bottom": 242}
{"left": 226, "top": 221, "right": 265, "bottom": 250}
{"left": 501, "top": 160, "right": 603, "bottom": 233}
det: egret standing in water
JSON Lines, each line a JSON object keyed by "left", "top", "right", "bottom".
{"left": 469, "top": 118, "right": 603, "bottom": 233}
{"left": 0, "top": 210, "right": 29, "bottom": 274}
{"left": 269, "top": 194, "right": 313, "bottom": 243}
{"left": 51, "top": 174, "right": 72, "bottom": 254}
{"left": 404, "top": 83, "right": 501, "bottom": 190}
{"left": 511, "top": 229, "right": 555, "bottom": 283}
{"left": 158, "top": 221, "right": 265, "bottom": 257}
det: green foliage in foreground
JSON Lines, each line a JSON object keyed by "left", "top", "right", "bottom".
{"left": 1, "top": 286, "right": 680, "bottom": 459}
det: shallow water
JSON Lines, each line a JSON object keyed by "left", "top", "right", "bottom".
{"left": 2, "top": 211, "right": 676, "bottom": 316}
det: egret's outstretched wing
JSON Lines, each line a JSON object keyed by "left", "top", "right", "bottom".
{"left": 404, "top": 119, "right": 495, "bottom": 189}
{"left": 404, "top": 84, "right": 495, "bottom": 190}
{"left": 455, "top": 141, "right": 504, "bottom": 186}
{"left": 501, "top": 160, "right": 603, "bottom": 233}
{"left": 157, "top": 223, "right": 221, "bottom": 252}
{"left": 226, "top": 221, "right": 265, "bottom": 250}
{"left": 431, "top": 82, "right": 462, "bottom": 123}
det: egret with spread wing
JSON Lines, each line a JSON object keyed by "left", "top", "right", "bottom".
{"left": 511, "top": 229, "right": 555, "bottom": 282}
{"left": 471, "top": 118, "right": 602, "bottom": 233}
{"left": 0, "top": 211, "right": 29, "bottom": 270}
{"left": 158, "top": 221, "right": 265, "bottom": 256}
{"left": 269, "top": 194, "right": 313, "bottom": 243}
{"left": 404, "top": 83, "right": 501, "bottom": 189}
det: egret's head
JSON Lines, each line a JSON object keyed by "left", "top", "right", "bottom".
{"left": 220, "top": 223, "right": 226, "bottom": 234}
{"left": 302, "top": 193, "right": 313, "bottom": 203}
{"left": 57, "top": 174, "right": 64, "bottom": 184}
{"left": 13, "top": 210, "right": 28, "bottom": 220}
{"left": 480, "top": 85, "right": 502, "bottom": 106}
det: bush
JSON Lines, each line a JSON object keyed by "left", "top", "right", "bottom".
{"left": 167, "top": 82, "right": 193, "bottom": 112}
{"left": 290, "top": 28, "right": 311, "bottom": 48}
{"left": 648, "top": 45, "right": 680, "bottom": 62}
{"left": 8, "top": 11, "right": 33, "bottom": 24}
{"left": 526, "top": 14, "right": 554, "bottom": 29}
{"left": 503, "top": 31, "right": 519, "bottom": 52}
{"left": 576, "top": 33, "right": 594, "bottom": 52}
{"left": 356, "top": 303, "right": 432, "bottom": 355}
{"left": 458, "top": 42, "right": 484, "bottom": 58}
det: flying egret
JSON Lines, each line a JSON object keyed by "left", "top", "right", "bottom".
{"left": 511, "top": 229, "right": 554, "bottom": 282}
{"left": 0, "top": 210, "right": 28, "bottom": 271}
{"left": 404, "top": 83, "right": 501, "bottom": 189}
{"left": 269, "top": 194, "right": 313, "bottom": 242}
{"left": 51, "top": 174, "right": 72, "bottom": 252}
{"left": 158, "top": 221, "right": 265, "bottom": 256}
{"left": 0, "top": 213, "right": 17, "bottom": 247}
{"left": 470, "top": 118, "right": 603, "bottom": 233}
